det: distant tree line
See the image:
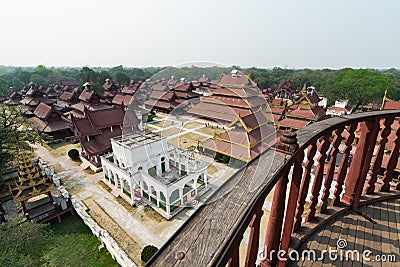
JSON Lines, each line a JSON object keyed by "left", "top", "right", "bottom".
{"left": 249, "top": 67, "right": 400, "bottom": 108}
{"left": 0, "top": 65, "right": 399, "bottom": 108}
{"left": 0, "top": 65, "right": 161, "bottom": 96}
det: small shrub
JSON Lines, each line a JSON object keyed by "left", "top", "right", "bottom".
{"left": 221, "top": 155, "right": 230, "bottom": 163}
{"left": 141, "top": 245, "right": 158, "bottom": 263}
{"left": 68, "top": 149, "right": 80, "bottom": 160}
{"left": 146, "top": 112, "right": 156, "bottom": 122}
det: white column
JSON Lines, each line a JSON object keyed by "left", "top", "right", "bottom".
{"left": 179, "top": 188, "right": 184, "bottom": 205}
{"left": 166, "top": 196, "right": 171, "bottom": 214}
{"left": 204, "top": 173, "right": 208, "bottom": 187}
{"left": 156, "top": 191, "right": 160, "bottom": 207}
{"left": 129, "top": 181, "right": 134, "bottom": 203}
{"left": 194, "top": 178, "right": 198, "bottom": 194}
{"left": 139, "top": 181, "right": 144, "bottom": 197}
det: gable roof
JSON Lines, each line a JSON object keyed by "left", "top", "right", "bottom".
{"left": 382, "top": 100, "right": 400, "bottom": 110}
{"left": 33, "top": 102, "right": 53, "bottom": 120}
{"left": 112, "top": 94, "right": 133, "bottom": 106}
{"left": 59, "top": 91, "right": 75, "bottom": 101}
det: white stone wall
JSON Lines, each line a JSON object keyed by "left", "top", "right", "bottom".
{"left": 72, "top": 199, "right": 137, "bottom": 267}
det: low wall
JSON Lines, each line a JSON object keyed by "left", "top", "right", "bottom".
{"left": 72, "top": 198, "right": 137, "bottom": 267}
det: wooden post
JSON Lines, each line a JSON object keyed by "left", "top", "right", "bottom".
{"left": 366, "top": 116, "right": 394, "bottom": 194}
{"left": 277, "top": 150, "right": 304, "bottom": 267}
{"left": 21, "top": 201, "right": 27, "bottom": 214}
{"left": 342, "top": 119, "right": 379, "bottom": 206}
{"left": 306, "top": 134, "right": 330, "bottom": 222}
{"left": 379, "top": 121, "right": 400, "bottom": 192}
{"left": 261, "top": 169, "right": 290, "bottom": 267}
{"left": 319, "top": 127, "right": 344, "bottom": 213}
{"left": 244, "top": 207, "right": 264, "bottom": 267}
{"left": 332, "top": 123, "right": 357, "bottom": 206}
{"left": 293, "top": 143, "right": 317, "bottom": 231}
{"left": 226, "top": 236, "right": 241, "bottom": 267}
{"left": 262, "top": 132, "right": 298, "bottom": 266}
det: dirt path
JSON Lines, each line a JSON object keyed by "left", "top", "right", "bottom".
{"left": 84, "top": 198, "right": 143, "bottom": 266}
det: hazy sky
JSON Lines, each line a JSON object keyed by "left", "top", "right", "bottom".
{"left": 1, "top": 0, "right": 399, "bottom": 69}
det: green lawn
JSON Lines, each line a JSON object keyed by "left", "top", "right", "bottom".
{"left": 47, "top": 214, "right": 119, "bottom": 267}
{"left": 0, "top": 214, "right": 118, "bottom": 267}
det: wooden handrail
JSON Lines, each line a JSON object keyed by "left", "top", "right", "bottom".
{"left": 147, "top": 110, "right": 400, "bottom": 266}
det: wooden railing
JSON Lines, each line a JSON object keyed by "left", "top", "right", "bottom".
{"left": 146, "top": 110, "right": 400, "bottom": 266}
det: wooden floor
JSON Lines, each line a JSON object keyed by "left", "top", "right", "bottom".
{"left": 289, "top": 198, "right": 400, "bottom": 267}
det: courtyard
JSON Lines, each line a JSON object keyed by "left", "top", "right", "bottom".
{"left": 31, "top": 126, "right": 239, "bottom": 266}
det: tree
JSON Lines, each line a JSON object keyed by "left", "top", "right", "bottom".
{"left": 30, "top": 73, "right": 47, "bottom": 86}
{"left": 79, "top": 67, "right": 98, "bottom": 83}
{"left": 68, "top": 149, "right": 80, "bottom": 160}
{"left": 141, "top": 245, "right": 158, "bottom": 263}
{"left": 325, "top": 69, "right": 394, "bottom": 110}
{"left": 0, "top": 78, "right": 8, "bottom": 96}
{"left": 115, "top": 72, "right": 130, "bottom": 85}
{"left": 47, "top": 69, "right": 64, "bottom": 85}
{"left": 34, "top": 65, "right": 52, "bottom": 78}
{"left": 0, "top": 106, "right": 43, "bottom": 172}
{"left": 11, "top": 78, "right": 25, "bottom": 92}
{"left": 0, "top": 219, "right": 52, "bottom": 266}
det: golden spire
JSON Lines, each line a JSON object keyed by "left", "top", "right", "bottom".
{"left": 380, "top": 88, "right": 390, "bottom": 110}
{"left": 300, "top": 83, "right": 307, "bottom": 94}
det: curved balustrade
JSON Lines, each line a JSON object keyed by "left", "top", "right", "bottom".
{"left": 147, "top": 110, "right": 400, "bottom": 267}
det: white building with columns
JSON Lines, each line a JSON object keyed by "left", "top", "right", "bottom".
{"left": 100, "top": 131, "right": 209, "bottom": 219}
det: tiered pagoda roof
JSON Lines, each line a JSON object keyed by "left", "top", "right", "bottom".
{"left": 11, "top": 153, "right": 55, "bottom": 203}
{"left": 201, "top": 110, "right": 276, "bottom": 162}
{"left": 187, "top": 73, "right": 266, "bottom": 123}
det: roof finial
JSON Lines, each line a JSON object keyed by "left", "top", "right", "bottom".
{"left": 300, "top": 83, "right": 307, "bottom": 94}
{"left": 381, "top": 87, "right": 390, "bottom": 110}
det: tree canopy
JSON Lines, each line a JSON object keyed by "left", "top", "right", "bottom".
{"left": 325, "top": 69, "right": 394, "bottom": 109}
{"left": 0, "top": 106, "right": 44, "bottom": 170}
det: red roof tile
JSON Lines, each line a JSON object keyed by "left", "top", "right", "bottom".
{"left": 112, "top": 94, "right": 133, "bottom": 106}
{"left": 219, "top": 74, "right": 253, "bottom": 87}
{"left": 383, "top": 100, "right": 400, "bottom": 110}
{"left": 279, "top": 118, "right": 309, "bottom": 129}
{"left": 34, "top": 102, "right": 53, "bottom": 120}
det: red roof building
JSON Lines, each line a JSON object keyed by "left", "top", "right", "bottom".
{"left": 188, "top": 72, "right": 266, "bottom": 124}
{"left": 144, "top": 84, "right": 178, "bottom": 113}
{"left": 278, "top": 86, "right": 327, "bottom": 132}
{"left": 29, "top": 102, "right": 72, "bottom": 140}
{"left": 71, "top": 106, "right": 130, "bottom": 168}
{"left": 326, "top": 100, "right": 353, "bottom": 117}
{"left": 201, "top": 110, "right": 276, "bottom": 163}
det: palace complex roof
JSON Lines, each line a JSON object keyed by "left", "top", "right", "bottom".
{"left": 11, "top": 153, "right": 55, "bottom": 202}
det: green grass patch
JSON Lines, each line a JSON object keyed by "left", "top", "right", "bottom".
{"left": 84, "top": 167, "right": 96, "bottom": 175}
{"left": 116, "top": 196, "right": 138, "bottom": 215}
{"left": 47, "top": 214, "right": 118, "bottom": 267}
{"left": 98, "top": 180, "right": 112, "bottom": 192}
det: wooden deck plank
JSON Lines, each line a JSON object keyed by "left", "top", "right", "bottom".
{"left": 386, "top": 199, "right": 399, "bottom": 267}
{"left": 390, "top": 198, "right": 400, "bottom": 265}
{"left": 335, "top": 210, "right": 351, "bottom": 267}
{"left": 302, "top": 228, "right": 325, "bottom": 266}
{"left": 323, "top": 216, "right": 343, "bottom": 266}
{"left": 378, "top": 201, "right": 391, "bottom": 266}
{"left": 353, "top": 206, "right": 366, "bottom": 267}
{"left": 312, "top": 223, "right": 331, "bottom": 266}
{"left": 360, "top": 204, "right": 378, "bottom": 267}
